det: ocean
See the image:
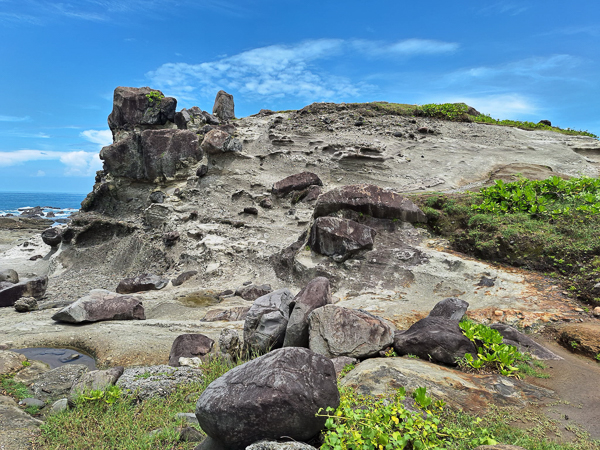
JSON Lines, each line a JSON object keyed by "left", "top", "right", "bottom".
{"left": 0, "top": 192, "right": 87, "bottom": 223}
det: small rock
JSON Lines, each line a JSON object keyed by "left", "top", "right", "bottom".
{"left": 219, "top": 328, "right": 241, "bottom": 358}
{"left": 29, "top": 255, "right": 43, "bottom": 261}
{"left": 272, "top": 172, "right": 323, "bottom": 197}
{"left": 14, "top": 297, "right": 38, "bottom": 312}
{"left": 50, "top": 398, "right": 69, "bottom": 414}
{"left": 0, "top": 269, "right": 19, "bottom": 284}
{"left": 538, "top": 120, "right": 552, "bottom": 127}
{"left": 52, "top": 289, "right": 145, "bottom": 323}
{"left": 244, "top": 289, "right": 294, "bottom": 353}
{"left": 163, "top": 231, "right": 180, "bottom": 246}
{"left": 179, "top": 426, "right": 204, "bottom": 442}
{"left": 593, "top": 307, "right": 600, "bottom": 317}
{"left": 235, "top": 284, "right": 272, "bottom": 301}
{"left": 169, "top": 334, "right": 215, "bottom": 367}
{"left": 116, "top": 274, "right": 168, "bottom": 294}
{"left": 259, "top": 197, "right": 273, "bottom": 209}
{"left": 478, "top": 276, "right": 496, "bottom": 287}
{"left": 243, "top": 207, "right": 259, "bottom": 215}
{"left": 172, "top": 271, "right": 198, "bottom": 287}
{"left": 494, "top": 310, "right": 504, "bottom": 317}
{"left": 176, "top": 412, "right": 199, "bottom": 425}
{"left": 331, "top": 356, "right": 358, "bottom": 377}
{"left": 417, "top": 127, "right": 428, "bottom": 133}
{"left": 197, "top": 164, "right": 209, "bottom": 178}
{"left": 19, "top": 398, "right": 45, "bottom": 408}
{"left": 0, "top": 350, "right": 27, "bottom": 374}
{"left": 149, "top": 191, "right": 166, "bottom": 203}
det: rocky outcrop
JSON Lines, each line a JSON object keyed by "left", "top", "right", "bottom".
{"left": 393, "top": 316, "right": 476, "bottom": 365}
{"left": 341, "top": 357, "right": 554, "bottom": 412}
{"left": 168, "top": 334, "right": 214, "bottom": 367}
{"left": 283, "top": 277, "right": 332, "bottom": 348}
{"left": 243, "top": 289, "right": 294, "bottom": 353}
{"left": 70, "top": 367, "right": 124, "bottom": 395}
{"left": 308, "top": 305, "right": 394, "bottom": 359}
{"left": 558, "top": 323, "right": 600, "bottom": 360}
{"left": 100, "top": 129, "right": 201, "bottom": 181}
{"left": 31, "top": 364, "right": 89, "bottom": 402}
{"left": 116, "top": 274, "right": 169, "bottom": 294}
{"left": 195, "top": 347, "right": 339, "bottom": 450}
{"left": 309, "top": 217, "right": 376, "bottom": 262}
{"left": 51, "top": 289, "right": 145, "bottom": 323}
{"left": 0, "top": 276, "right": 48, "bottom": 308}
{"left": 212, "top": 90, "right": 235, "bottom": 121}
{"left": 272, "top": 172, "right": 323, "bottom": 197}
{"left": 175, "top": 106, "right": 219, "bottom": 131}
{"left": 107, "top": 86, "right": 176, "bottom": 132}
{"left": 313, "top": 184, "right": 426, "bottom": 222}
{"left": 116, "top": 365, "right": 203, "bottom": 400}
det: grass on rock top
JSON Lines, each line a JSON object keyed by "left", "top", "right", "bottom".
{"left": 413, "top": 175, "right": 600, "bottom": 305}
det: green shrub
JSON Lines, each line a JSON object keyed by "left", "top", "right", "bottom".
{"left": 319, "top": 386, "right": 497, "bottom": 450}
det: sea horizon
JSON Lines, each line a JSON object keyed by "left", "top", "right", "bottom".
{"left": 0, "top": 191, "right": 87, "bottom": 219}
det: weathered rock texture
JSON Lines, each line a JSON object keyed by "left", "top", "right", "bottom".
{"left": 243, "top": 289, "right": 294, "bottom": 353}
{"left": 195, "top": 347, "right": 339, "bottom": 450}
{"left": 51, "top": 289, "right": 145, "bottom": 323}
{"left": 212, "top": 90, "right": 235, "bottom": 121}
{"left": 490, "top": 323, "right": 562, "bottom": 360}
{"left": 108, "top": 86, "right": 176, "bottom": 132}
{"left": 309, "top": 217, "right": 376, "bottom": 261}
{"left": 272, "top": 172, "right": 323, "bottom": 197}
{"left": 116, "top": 274, "right": 169, "bottom": 294}
{"left": 308, "top": 305, "right": 394, "bottom": 359}
{"left": 0, "top": 276, "right": 47, "bottom": 308}
{"left": 313, "top": 184, "right": 426, "bottom": 222}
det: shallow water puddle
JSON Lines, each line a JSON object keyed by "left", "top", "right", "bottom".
{"left": 13, "top": 347, "right": 97, "bottom": 370}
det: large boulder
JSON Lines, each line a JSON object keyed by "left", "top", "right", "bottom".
{"left": 51, "top": 289, "right": 145, "bottom": 323}
{"left": 309, "top": 217, "right": 376, "bottom": 262}
{"left": 393, "top": 316, "right": 476, "bottom": 365}
{"left": 235, "top": 284, "right": 272, "bottom": 301}
{"left": 313, "top": 184, "right": 426, "bottom": 222}
{"left": 308, "top": 305, "right": 394, "bottom": 359}
{"left": 283, "top": 277, "right": 332, "bottom": 348}
{"left": 195, "top": 347, "right": 339, "bottom": 450}
{"left": 243, "top": 289, "right": 294, "bottom": 353}
{"left": 201, "top": 129, "right": 242, "bottom": 155}
{"left": 168, "top": 334, "right": 215, "bottom": 367}
{"left": 272, "top": 172, "right": 323, "bottom": 197}
{"left": 489, "top": 323, "right": 562, "bottom": 360}
{"left": 175, "top": 106, "right": 213, "bottom": 131}
{"left": 116, "top": 273, "right": 169, "bottom": 294}
{"left": 42, "top": 227, "right": 62, "bottom": 247}
{"left": 107, "top": 86, "right": 176, "bottom": 131}
{"left": 0, "top": 276, "right": 47, "bottom": 308}
{"left": 212, "top": 90, "right": 235, "bottom": 121}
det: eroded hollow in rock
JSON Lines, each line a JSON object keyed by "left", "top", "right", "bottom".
{"left": 13, "top": 347, "right": 97, "bottom": 370}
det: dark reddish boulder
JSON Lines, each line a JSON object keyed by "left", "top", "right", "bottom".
{"left": 0, "top": 276, "right": 48, "bottom": 308}
{"left": 283, "top": 277, "right": 332, "bottom": 348}
{"left": 272, "top": 172, "right": 323, "bottom": 197}
{"left": 313, "top": 184, "right": 426, "bottom": 222}
{"left": 201, "top": 129, "right": 241, "bottom": 155}
{"left": 140, "top": 129, "right": 201, "bottom": 180}
{"left": 169, "top": 334, "right": 215, "bottom": 367}
{"left": 234, "top": 284, "right": 272, "bottom": 301}
{"left": 107, "top": 86, "right": 176, "bottom": 131}
{"left": 212, "top": 90, "right": 235, "bottom": 121}
{"left": 309, "top": 216, "right": 376, "bottom": 261}
{"left": 195, "top": 347, "right": 339, "bottom": 450}
{"left": 51, "top": 289, "right": 145, "bottom": 323}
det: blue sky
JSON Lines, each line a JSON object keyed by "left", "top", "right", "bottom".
{"left": 0, "top": 0, "right": 598, "bottom": 194}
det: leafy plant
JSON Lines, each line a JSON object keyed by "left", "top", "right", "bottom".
{"left": 318, "top": 386, "right": 497, "bottom": 450}
{"left": 458, "top": 321, "right": 527, "bottom": 377}
{"left": 22, "top": 360, "right": 31, "bottom": 367}
{"left": 76, "top": 385, "right": 122, "bottom": 405}
{"left": 146, "top": 90, "right": 164, "bottom": 104}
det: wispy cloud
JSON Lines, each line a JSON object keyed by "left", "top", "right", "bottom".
{"left": 147, "top": 38, "right": 459, "bottom": 102}
{"left": 0, "top": 115, "right": 31, "bottom": 122}
{"left": 0, "top": 130, "right": 50, "bottom": 138}
{"left": 0, "top": 150, "right": 102, "bottom": 176}
{"left": 440, "top": 94, "right": 537, "bottom": 118}
{"left": 478, "top": 3, "right": 529, "bottom": 15}
{"left": 80, "top": 129, "right": 112, "bottom": 146}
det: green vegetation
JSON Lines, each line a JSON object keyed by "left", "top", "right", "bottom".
{"left": 0, "top": 374, "right": 30, "bottom": 401}
{"left": 319, "top": 386, "right": 497, "bottom": 450}
{"left": 473, "top": 113, "right": 598, "bottom": 139}
{"left": 458, "top": 321, "right": 527, "bottom": 377}
{"left": 22, "top": 360, "right": 31, "bottom": 367}
{"left": 35, "top": 355, "right": 241, "bottom": 450}
{"left": 145, "top": 90, "right": 164, "bottom": 104}
{"left": 416, "top": 103, "right": 470, "bottom": 120}
{"left": 414, "top": 175, "right": 600, "bottom": 304}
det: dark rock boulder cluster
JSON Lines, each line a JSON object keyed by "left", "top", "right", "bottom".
{"left": 0, "top": 270, "right": 47, "bottom": 308}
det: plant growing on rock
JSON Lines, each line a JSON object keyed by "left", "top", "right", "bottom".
{"left": 458, "top": 321, "right": 527, "bottom": 377}
{"left": 146, "top": 90, "right": 164, "bottom": 104}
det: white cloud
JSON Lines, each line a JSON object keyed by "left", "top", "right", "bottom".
{"left": 0, "top": 150, "right": 102, "bottom": 176}
{"left": 0, "top": 115, "right": 30, "bottom": 122}
{"left": 81, "top": 129, "right": 113, "bottom": 146}
{"left": 147, "top": 38, "right": 459, "bottom": 102}
{"left": 35, "top": 170, "right": 45, "bottom": 177}
{"left": 478, "top": 3, "right": 529, "bottom": 15}
{"left": 441, "top": 94, "right": 537, "bottom": 118}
